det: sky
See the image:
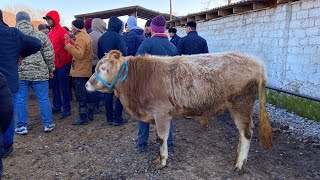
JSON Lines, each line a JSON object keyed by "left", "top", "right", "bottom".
{"left": 0, "top": 0, "right": 228, "bottom": 27}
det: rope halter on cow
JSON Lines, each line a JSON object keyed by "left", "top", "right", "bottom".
{"left": 94, "top": 60, "right": 128, "bottom": 90}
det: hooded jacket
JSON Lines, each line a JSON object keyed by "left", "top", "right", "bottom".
{"left": 16, "top": 20, "right": 55, "bottom": 81}
{"left": 0, "top": 20, "right": 42, "bottom": 92}
{"left": 98, "top": 16, "right": 127, "bottom": 59}
{"left": 45, "top": 10, "right": 73, "bottom": 69}
{"left": 89, "top": 18, "right": 106, "bottom": 66}
{"left": 65, "top": 29, "right": 93, "bottom": 77}
{"left": 126, "top": 16, "right": 145, "bottom": 56}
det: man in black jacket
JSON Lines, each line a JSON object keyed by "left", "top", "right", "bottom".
{"left": 177, "top": 21, "right": 209, "bottom": 55}
{"left": 0, "top": 10, "right": 42, "bottom": 173}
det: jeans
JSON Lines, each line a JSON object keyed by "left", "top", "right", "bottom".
{"left": 2, "top": 92, "right": 17, "bottom": 149}
{"left": 104, "top": 92, "right": 123, "bottom": 120}
{"left": 51, "top": 64, "right": 71, "bottom": 112}
{"left": 138, "top": 120, "right": 174, "bottom": 147}
{"left": 16, "top": 80, "right": 53, "bottom": 128}
{"left": 73, "top": 77, "right": 94, "bottom": 119}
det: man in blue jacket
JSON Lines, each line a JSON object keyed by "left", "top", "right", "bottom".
{"left": 136, "top": 15, "right": 177, "bottom": 153}
{"left": 98, "top": 16, "right": 127, "bottom": 126}
{"left": 126, "top": 16, "right": 145, "bottom": 56}
{"left": 168, "top": 28, "right": 180, "bottom": 47}
{"left": 0, "top": 9, "right": 41, "bottom": 176}
{"left": 177, "top": 21, "right": 209, "bottom": 55}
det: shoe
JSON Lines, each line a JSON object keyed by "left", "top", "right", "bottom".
{"left": 105, "top": 118, "right": 113, "bottom": 125}
{"left": 60, "top": 111, "right": 71, "bottom": 119}
{"left": 113, "top": 118, "right": 128, "bottom": 126}
{"left": 3, "top": 145, "right": 13, "bottom": 158}
{"left": 15, "top": 126, "right": 28, "bottom": 135}
{"left": 52, "top": 107, "right": 61, "bottom": 114}
{"left": 72, "top": 118, "right": 89, "bottom": 125}
{"left": 44, "top": 124, "right": 55, "bottom": 132}
{"left": 88, "top": 113, "right": 94, "bottom": 121}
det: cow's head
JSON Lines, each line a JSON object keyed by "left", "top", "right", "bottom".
{"left": 85, "top": 50, "right": 125, "bottom": 93}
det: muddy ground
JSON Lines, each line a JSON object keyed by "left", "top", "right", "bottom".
{"left": 2, "top": 96, "right": 320, "bottom": 180}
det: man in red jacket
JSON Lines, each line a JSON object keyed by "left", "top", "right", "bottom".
{"left": 44, "top": 10, "right": 73, "bottom": 119}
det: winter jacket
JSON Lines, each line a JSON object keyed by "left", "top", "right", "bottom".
{"left": 170, "top": 33, "right": 180, "bottom": 47}
{"left": 136, "top": 34, "right": 178, "bottom": 56}
{"left": 177, "top": 31, "right": 208, "bottom": 55}
{"left": 0, "top": 21, "right": 42, "bottom": 93}
{"left": 127, "top": 28, "right": 145, "bottom": 56}
{"left": 16, "top": 20, "right": 55, "bottom": 81}
{"left": 98, "top": 16, "right": 127, "bottom": 59}
{"left": 46, "top": 10, "right": 73, "bottom": 69}
{"left": 0, "top": 73, "right": 13, "bottom": 132}
{"left": 65, "top": 30, "right": 93, "bottom": 77}
{"left": 89, "top": 18, "right": 106, "bottom": 66}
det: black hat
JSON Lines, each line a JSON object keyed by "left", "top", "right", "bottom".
{"left": 38, "top": 24, "right": 46, "bottom": 31}
{"left": 72, "top": 19, "right": 84, "bottom": 30}
{"left": 43, "top": 16, "right": 53, "bottom": 21}
{"left": 145, "top": 19, "right": 151, "bottom": 27}
{"left": 168, "top": 28, "right": 177, "bottom": 33}
{"left": 186, "top": 21, "right": 196, "bottom": 28}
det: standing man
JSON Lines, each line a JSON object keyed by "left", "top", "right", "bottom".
{"left": 65, "top": 19, "right": 94, "bottom": 125}
{"left": 0, "top": 9, "right": 42, "bottom": 172}
{"left": 43, "top": 10, "right": 73, "bottom": 119}
{"left": 144, "top": 19, "right": 152, "bottom": 38}
{"left": 177, "top": 21, "right": 208, "bottom": 55}
{"left": 168, "top": 27, "right": 180, "bottom": 47}
{"left": 126, "top": 16, "right": 145, "bottom": 56}
{"left": 15, "top": 11, "right": 55, "bottom": 134}
{"left": 38, "top": 24, "right": 50, "bottom": 35}
{"left": 98, "top": 16, "right": 127, "bottom": 126}
{"left": 89, "top": 18, "right": 106, "bottom": 114}
{"left": 136, "top": 15, "right": 177, "bottom": 153}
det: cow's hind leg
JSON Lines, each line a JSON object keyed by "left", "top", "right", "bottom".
{"left": 153, "top": 113, "right": 171, "bottom": 169}
{"left": 228, "top": 80, "right": 258, "bottom": 172}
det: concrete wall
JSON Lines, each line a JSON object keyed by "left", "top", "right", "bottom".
{"left": 175, "top": 0, "right": 320, "bottom": 99}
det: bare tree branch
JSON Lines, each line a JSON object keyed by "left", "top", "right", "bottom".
{"left": 3, "top": 4, "right": 51, "bottom": 22}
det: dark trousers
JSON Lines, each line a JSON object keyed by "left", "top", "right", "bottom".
{"left": 104, "top": 92, "right": 123, "bottom": 120}
{"left": 73, "top": 77, "right": 94, "bottom": 119}
{"left": 0, "top": 75, "right": 13, "bottom": 177}
{"left": 51, "top": 64, "right": 71, "bottom": 112}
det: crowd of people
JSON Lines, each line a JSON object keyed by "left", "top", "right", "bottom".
{"left": 0, "top": 9, "right": 208, "bottom": 176}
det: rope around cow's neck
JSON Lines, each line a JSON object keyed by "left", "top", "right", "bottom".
{"left": 94, "top": 60, "right": 128, "bottom": 90}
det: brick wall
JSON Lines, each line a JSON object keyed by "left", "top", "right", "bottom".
{"left": 175, "top": 0, "right": 320, "bottom": 99}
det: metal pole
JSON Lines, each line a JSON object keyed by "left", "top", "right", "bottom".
{"left": 266, "top": 85, "right": 320, "bottom": 102}
{"left": 170, "top": 0, "right": 172, "bottom": 20}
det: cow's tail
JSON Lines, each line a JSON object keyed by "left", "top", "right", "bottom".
{"left": 258, "top": 74, "right": 273, "bottom": 149}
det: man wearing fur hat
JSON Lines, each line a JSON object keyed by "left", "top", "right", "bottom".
{"left": 136, "top": 15, "right": 177, "bottom": 153}
{"left": 64, "top": 19, "right": 94, "bottom": 125}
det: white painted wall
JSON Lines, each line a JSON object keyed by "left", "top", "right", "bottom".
{"left": 174, "top": 0, "right": 320, "bottom": 99}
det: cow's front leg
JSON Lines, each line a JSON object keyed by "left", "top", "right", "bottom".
{"left": 152, "top": 113, "right": 171, "bottom": 169}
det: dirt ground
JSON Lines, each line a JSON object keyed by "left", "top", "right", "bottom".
{"left": 2, "top": 95, "right": 320, "bottom": 180}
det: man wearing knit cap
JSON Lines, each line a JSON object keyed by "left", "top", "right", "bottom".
{"left": 126, "top": 16, "right": 145, "bottom": 56}
{"left": 0, "top": 9, "right": 42, "bottom": 175}
{"left": 177, "top": 21, "right": 208, "bottom": 55}
{"left": 44, "top": 10, "right": 73, "bottom": 119}
{"left": 38, "top": 24, "right": 50, "bottom": 35}
{"left": 64, "top": 19, "right": 94, "bottom": 125}
{"left": 84, "top": 18, "right": 93, "bottom": 34}
{"left": 15, "top": 11, "right": 55, "bottom": 135}
{"left": 136, "top": 15, "right": 177, "bottom": 153}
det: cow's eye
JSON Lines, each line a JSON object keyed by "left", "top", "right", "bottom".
{"left": 102, "top": 66, "right": 106, "bottom": 70}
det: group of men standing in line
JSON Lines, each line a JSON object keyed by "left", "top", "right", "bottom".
{"left": 0, "top": 9, "right": 209, "bottom": 176}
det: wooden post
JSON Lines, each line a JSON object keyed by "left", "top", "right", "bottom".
{"left": 170, "top": 0, "right": 172, "bottom": 20}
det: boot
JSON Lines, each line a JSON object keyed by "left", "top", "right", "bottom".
{"left": 105, "top": 117, "right": 113, "bottom": 126}
{"left": 113, "top": 117, "right": 128, "bottom": 126}
{"left": 88, "top": 109, "right": 94, "bottom": 121}
{"left": 72, "top": 113, "right": 89, "bottom": 125}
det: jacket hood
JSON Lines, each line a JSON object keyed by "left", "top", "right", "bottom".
{"left": 127, "top": 16, "right": 141, "bottom": 30}
{"left": 92, "top": 18, "right": 106, "bottom": 34}
{"left": 16, "top": 20, "right": 35, "bottom": 35}
{"left": 108, "top": 16, "right": 123, "bottom": 33}
{"left": 45, "top": 10, "right": 60, "bottom": 26}
{"left": 130, "top": 28, "right": 144, "bottom": 35}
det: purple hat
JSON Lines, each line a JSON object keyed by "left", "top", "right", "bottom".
{"left": 151, "top": 15, "right": 166, "bottom": 33}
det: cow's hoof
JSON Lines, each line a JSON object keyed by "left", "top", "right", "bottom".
{"left": 152, "top": 157, "right": 161, "bottom": 164}
{"left": 234, "top": 166, "right": 244, "bottom": 174}
{"left": 155, "top": 163, "right": 166, "bottom": 170}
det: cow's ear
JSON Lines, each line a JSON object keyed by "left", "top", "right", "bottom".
{"left": 108, "top": 50, "right": 122, "bottom": 61}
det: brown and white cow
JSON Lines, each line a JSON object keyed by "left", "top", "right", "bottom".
{"left": 85, "top": 50, "right": 273, "bottom": 171}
